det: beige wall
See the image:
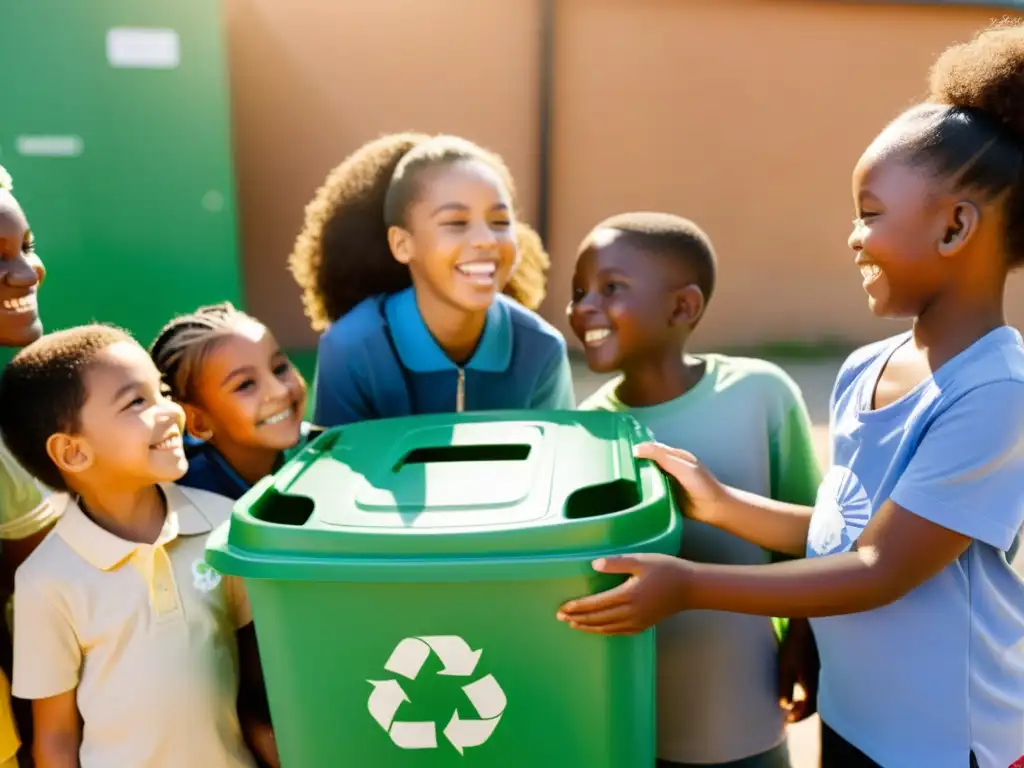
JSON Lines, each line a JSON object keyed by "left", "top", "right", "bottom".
{"left": 545, "top": 0, "right": 1024, "bottom": 351}
{"left": 226, "top": 0, "right": 1024, "bottom": 352}
{"left": 224, "top": 0, "right": 542, "bottom": 348}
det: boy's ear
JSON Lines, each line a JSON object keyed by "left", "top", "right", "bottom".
{"left": 387, "top": 225, "right": 413, "bottom": 265}
{"left": 670, "top": 284, "right": 706, "bottom": 328}
{"left": 184, "top": 405, "right": 214, "bottom": 441}
{"left": 46, "top": 432, "right": 93, "bottom": 476}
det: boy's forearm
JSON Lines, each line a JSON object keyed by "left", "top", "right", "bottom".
{"left": 703, "top": 486, "right": 814, "bottom": 557}
{"left": 236, "top": 624, "right": 279, "bottom": 767}
{"left": 685, "top": 547, "right": 898, "bottom": 617}
{"left": 34, "top": 734, "right": 81, "bottom": 768}
{"left": 240, "top": 712, "right": 280, "bottom": 768}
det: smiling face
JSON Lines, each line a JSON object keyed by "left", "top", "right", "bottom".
{"left": 848, "top": 126, "right": 961, "bottom": 319}
{"left": 388, "top": 160, "right": 518, "bottom": 314}
{"left": 0, "top": 191, "right": 45, "bottom": 347}
{"left": 187, "top": 321, "right": 307, "bottom": 453}
{"left": 52, "top": 341, "right": 188, "bottom": 490}
{"left": 568, "top": 228, "right": 698, "bottom": 373}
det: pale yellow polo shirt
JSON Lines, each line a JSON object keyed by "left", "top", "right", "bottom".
{"left": 12, "top": 483, "right": 256, "bottom": 768}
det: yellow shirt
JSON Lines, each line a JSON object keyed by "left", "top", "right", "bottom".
{"left": 0, "top": 670, "right": 16, "bottom": 767}
{"left": 12, "top": 483, "right": 255, "bottom": 768}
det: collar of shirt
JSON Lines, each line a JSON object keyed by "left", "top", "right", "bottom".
{"left": 383, "top": 287, "right": 513, "bottom": 373}
{"left": 204, "top": 444, "right": 252, "bottom": 499}
{"left": 55, "top": 483, "right": 213, "bottom": 571}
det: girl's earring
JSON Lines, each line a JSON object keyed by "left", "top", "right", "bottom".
{"left": 189, "top": 427, "right": 214, "bottom": 441}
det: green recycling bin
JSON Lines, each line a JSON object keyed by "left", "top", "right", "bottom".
{"left": 206, "top": 410, "right": 682, "bottom": 767}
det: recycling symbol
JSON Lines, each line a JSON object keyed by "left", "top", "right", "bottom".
{"left": 367, "top": 635, "right": 507, "bottom": 754}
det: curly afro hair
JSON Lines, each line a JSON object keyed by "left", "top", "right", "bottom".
{"left": 928, "top": 18, "right": 1024, "bottom": 137}
{"left": 892, "top": 19, "right": 1024, "bottom": 266}
{"left": 288, "top": 132, "right": 526, "bottom": 331}
{"left": 503, "top": 222, "right": 550, "bottom": 311}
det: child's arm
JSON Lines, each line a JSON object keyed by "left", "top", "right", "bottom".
{"left": 237, "top": 624, "right": 278, "bottom": 768}
{"left": 227, "top": 578, "right": 279, "bottom": 768}
{"left": 529, "top": 343, "right": 575, "bottom": 410}
{"left": 559, "top": 381, "right": 1023, "bottom": 632}
{"left": 12, "top": 568, "right": 82, "bottom": 766}
{"left": 653, "top": 444, "right": 815, "bottom": 556}
{"left": 777, "top": 614, "right": 818, "bottom": 722}
{"left": 558, "top": 497, "right": 971, "bottom": 632}
{"left": 31, "top": 692, "right": 80, "bottom": 768}
{"left": 765, "top": 380, "right": 823, "bottom": 722}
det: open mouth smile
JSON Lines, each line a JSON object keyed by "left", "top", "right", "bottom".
{"left": 455, "top": 261, "right": 498, "bottom": 285}
{"left": 258, "top": 405, "right": 296, "bottom": 428}
{"left": 151, "top": 433, "right": 183, "bottom": 451}
{"left": 860, "top": 263, "right": 882, "bottom": 285}
{"left": 0, "top": 293, "right": 37, "bottom": 315}
{"left": 583, "top": 329, "right": 613, "bottom": 347}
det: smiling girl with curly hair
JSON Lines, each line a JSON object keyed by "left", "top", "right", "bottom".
{"left": 288, "top": 133, "right": 573, "bottom": 426}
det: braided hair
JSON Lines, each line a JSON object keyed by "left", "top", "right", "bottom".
{"left": 149, "top": 302, "right": 260, "bottom": 403}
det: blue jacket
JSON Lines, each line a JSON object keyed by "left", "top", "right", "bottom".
{"left": 312, "top": 287, "right": 575, "bottom": 427}
{"left": 177, "top": 423, "right": 316, "bottom": 501}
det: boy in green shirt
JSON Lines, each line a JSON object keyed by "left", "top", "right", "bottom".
{"left": 569, "top": 212, "right": 821, "bottom": 768}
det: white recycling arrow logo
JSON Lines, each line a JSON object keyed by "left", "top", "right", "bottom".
{"left": 367, "top": 635, "right": 506, "bottom": 754}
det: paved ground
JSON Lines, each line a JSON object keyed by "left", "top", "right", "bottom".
{"left": 571, "top": 353, "right": 837, "bottom": 767}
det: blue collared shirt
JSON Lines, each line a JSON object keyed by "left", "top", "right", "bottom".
{"left": 178, "top": 423, "right": 315, "bottom": 501}
{"left": 312, "top": 287, "right": 575, "bottom": 427}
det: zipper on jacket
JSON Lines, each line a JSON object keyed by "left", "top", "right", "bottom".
{"left": 456, "top": 368, "right": 466, "bottom": 412}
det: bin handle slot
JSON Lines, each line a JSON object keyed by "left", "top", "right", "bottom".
{"left": 563, "top": 479, "right": 641, "bottom": 520}
{"left": 250, "top": 489, "right": 315, "bottom": 527}
{"left": 394, "top": 444, "right": 531, "bottom": 471}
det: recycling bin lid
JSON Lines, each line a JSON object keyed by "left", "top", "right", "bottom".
{"left": 206, "top": 410, "right": 680, "bottom": 581}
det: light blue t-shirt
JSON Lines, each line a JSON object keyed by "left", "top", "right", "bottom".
{"left": 807, "top": 326, "right": 1024, "bottom": 768}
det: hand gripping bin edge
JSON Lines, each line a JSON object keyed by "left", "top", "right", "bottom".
{"left": 205, "top": 410, "right": 682, "bottom": 767}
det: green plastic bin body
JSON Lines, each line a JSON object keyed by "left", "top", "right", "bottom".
{"left": 206, "top": 411, "right": 682, "bottom": 767}
{"left": 0, "top": 1, "right": 242, "bottom": 345}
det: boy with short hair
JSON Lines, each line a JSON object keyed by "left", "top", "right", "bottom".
{"left": 569, "top": 212, "right": 821, "bottom": 768}
{"left": 0, "top": 325, "right": 274, "bottom": 767}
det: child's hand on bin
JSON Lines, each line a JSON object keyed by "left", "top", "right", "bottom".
{"left": 556, "top": 442, "right": 716, "bottom": 635}
{"left": 556, "top": 553, "right": 698, "bottom": 635}
{"left": 632, "top": 442, "right": 728, "bottom": 521}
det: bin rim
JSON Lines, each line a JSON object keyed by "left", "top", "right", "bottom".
{"left": 206, "top": 410, "right": 682, "bottom": 574}
{"left": 205, "top": 507, "right": 681, "bottom": 583}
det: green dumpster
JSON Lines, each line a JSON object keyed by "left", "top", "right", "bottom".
{"left": 206, "top": 410, "right": 682, "bottom": 767}
{"left": 0, "top": 1, "right": 243, "bottom": 344}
